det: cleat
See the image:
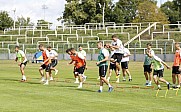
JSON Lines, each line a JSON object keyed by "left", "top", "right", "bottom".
{"left": 145, "top": 83, "right": 149, "bottom": 86}
{"left": 108, "top": 87, "right": 113, "bottom": 92}
{"left": 122, "top": 79, "right": 126, "bottom": 81}
{"left": 116, "top": 75, "right": 120, "bottom": 79}
{"left": 50, "top": 77, "right": 54, "bottom": 81}
{"left": 83, "top": 76, "right": 87, "bottom": 82}
{"left": 97, "top": 90, "right": 102, "bottom": 93}
{"left": 55, "top": 70, "right": 58, "bottom": 75}
{"left": 77, "top": 85, "right": 82, "bottom": 88}
{"left": 97, "top": 77, "right": 100, "bottom": 80}
{"left": 146, "top": 83, "right": 152, "bottom": 86}
{"left": 40, "top": 78, "right": 45, "bottom": 82}
{"left": 43, "top": 82, "right": 49, "bottom": 85}
{"left": 157, "top": 87, "right": 161, "bottom": 90}
{"left": 116, "top": 80, "right": 119, "bottom": 83}
{"left": 74, "top": 81, "right": 79, "bottom": 84}
{"left": 129, "top": 79, "right": 132, "bottom": 81}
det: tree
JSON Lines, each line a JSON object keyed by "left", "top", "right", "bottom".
{"left": 0, "top": 11, "right": 13, "bottom": 30}
{"left": 133, "top": 0, "right": 169, "bottom": 24}
{"left": 16, "top": 16, "right": 34, "bottom": 27}
{"left": 161, "top": 1, "right": 180, "bottom": 24}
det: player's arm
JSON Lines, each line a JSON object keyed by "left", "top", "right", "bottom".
{"left": 43, "top": 50, "right": 51, "bottom": 64}
{"left": 15, "top": 57, "right": 18, "bottom": 62}
{"left": 96, "top": 49, "right": 109, "bottom": 65}
{"left": 69, "top": 60, "right": 75, "bottom": 65}
{"left": 161, "top": 61, "right": 170, "bottom": 69}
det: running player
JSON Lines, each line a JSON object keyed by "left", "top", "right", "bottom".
{"left": 96, "top": 41, "right": 113, "bottom": 93}
{"left": 47, "top": 46, "right": 59, "bottom": 81}
{"left": 78, "top": 45, "right": 87, "bottom": 81}
{"left": 109, "top": 35, "right": 124, "bottom": 76}
{"left": 143, "top": 43, "right": 155, "bottom": 86}
{"left": 148, "top": 54, "right": 171, "bottom": 90}
{"left": 121, "top": 47, "right": 132, "bottom": 81}
{"left": 38, "top": 44, "right": 51, "bottom": 85}
{"left": 70, "top": 48, "right": 85, "bottom": 88}
{"left": 172, "top": 43, "right": 181, "bottom": 88}
{"left": 15, "top": 46, "right": 28, "bottom": 82}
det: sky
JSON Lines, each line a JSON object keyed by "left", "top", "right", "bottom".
{"left": 0, "top": 0, "right": 172, "bottom": 28}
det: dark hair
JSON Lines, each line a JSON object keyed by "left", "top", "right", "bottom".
{"left": 78, "top": 45, "right": 82, "bottom": 48}
{"left": 70, "top": 48, "right": 75, "bottom": 51}
{"left": 47, "top": 46, "right": 52, "bottom": 48}
{"left": 97, "top": 41, "right": 103, "bottom": 44}
{"left": 112, "top": 34, "right": 117, "bottom": 38}
{"left": 66, "top": 49, "right": 71, "bottom": 53}
{"left": 15, "top": 45, "right": 19, "bottom": 49}
{"left": 38, "top": 44, "right": 44, "bottom": 48}
{"left": 147, "top": 43, "right": 152, "bottom": 46}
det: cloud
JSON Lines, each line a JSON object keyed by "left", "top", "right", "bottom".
{"left": 0, "top": 0, "right": 65, "bottom": 27}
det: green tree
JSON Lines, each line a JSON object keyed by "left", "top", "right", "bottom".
{"left": 133, "top": 0, "right": 169, "bottom": 24}
{"left": 16, "top": 16, "right": 34, "bottom": 27}
{"left": 161, "top": 1, "right": 180, "bottom": 24}
{"left": 0, "top": 11, "right": 13, "bottom": 30}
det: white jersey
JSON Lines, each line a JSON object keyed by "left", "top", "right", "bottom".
{"left": 111, "top": 39, "right": 124, "bottom": 54}
{"left": 110, "top": 50, "right": 115, "bottom": 57}
{"left": 49, "top": 50, "right": 58, "bottom": 59}
{"left": 121, "top": 48, "right": 130, "bottom": 62}
{"left": 79, "top": 50, "right": 86, "bottom": 57}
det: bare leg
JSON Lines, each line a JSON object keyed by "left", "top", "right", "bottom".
{"left": 144, "top": 72, "right": 148, "bottom": 80}
{"left": 172, "top": 74, "right": 176, "bottom": 85}
{"left": 78, "top": 74, "right": 83, "bottom": 88}
{"left": 20, "top": 64, "right": 26, "bottom": 80}
{"left": 148, "top": 72, "right": 152, "bottom": 82}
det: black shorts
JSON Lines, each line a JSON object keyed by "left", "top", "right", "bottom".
{"left": 109, "top": 63, "right": 116, "bottom": 71}
{"left": 172, "top": 66, "right": 180, "bottom": 74}
{"left": 121, "top": 61, "right": 128, "bottom": 69}
{"left": 20, "top": 61, "right": 28, "bottom": 67}
{"left": 41, "top": 64, "right": 51, "bottom": 72}
{"left": 112, "top": 53, "right": 123, "bottom": 63}
{"left": 153, "top": 69, "right": 164, "bottom": 78}
{"left": 99, "top": 65, "right": 108, "bottom": 77}
{"left": 74, "top": 66, "right": 85, "bottom": 75}
{"left": 144, "top": 65, "right": 152, "bottom": 73}
{"left": 51, "top": 59, "right": 58, "bottom": 67}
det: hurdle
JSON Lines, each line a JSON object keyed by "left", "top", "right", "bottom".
{"left": 156, "top": 89, "right": 179, "bottom": 98}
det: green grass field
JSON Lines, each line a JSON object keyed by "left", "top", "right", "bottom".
{"left": 0, "top": 60, "right": 180, "bottom": 112}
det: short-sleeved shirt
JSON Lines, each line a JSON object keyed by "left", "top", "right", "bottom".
{"left": 16, "top": 50, "right": 27, "bottom": 62}
{"left": 111, "top": 39, "right": 124, "bottom": 54}
{"left": 71, "top": 52, "right": 85, "bottom": 68}
{"left": 49, "top": 50, "right": 58, "bottom": 59}
{"left": 173, "top": 49, "right": 181, "bottom": 66}
{"left": 121, "top": 48, "right": 130, "bottom": 62}
{"left": 144, "top": 49, "right": 155, "bottom": 65}
{"left": 97, "top": 48, "right": 109, "bottom": 67}
{"left": 151, "top": 56, "right": 164, "bottom": 70}
{"left": 79, "top": 50, "right": 86, "bottom": 57}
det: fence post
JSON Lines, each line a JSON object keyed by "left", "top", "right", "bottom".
{"left": 164, "top": 42, "right": 167, "bottom": 61}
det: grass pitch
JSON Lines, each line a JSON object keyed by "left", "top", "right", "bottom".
{"left": 0, "top": 60, "right": 180, "bottom": 112}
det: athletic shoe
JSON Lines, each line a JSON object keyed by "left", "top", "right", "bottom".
{"left": 74, "top": 81, "right": 79, "bottom": 84}
{"left": 122, "top": 79, "right": 126, "bottom": 81}
{"left": 167, "top": 83, "right": 170, "bottom": 90}
{"left": 97, "top": 77, "right": 100, "bottom": 80}
{"left": 83, "top": 76, "right": 87, "bottom": 82}
{"left": 55, "top": 69, "right": 58, "bottom": 75}
{"left": 116, "top": 75, "right": 120, "bottom": 79}
{"left": 116, "top": 80, "right": 119, "bottom": 83}
{"left": 40, "top": 78, "right": 45, "bottom": 82}
{"left": 145, "top": 83, "right": 149, "bottom": 86}
{"left": 97, "top": 90, "right": 102, "bottom": 93}
{"left": 129, "top": 79, "right": 132, "bottom": 81}
{"left": 77, "top": 85, "right": 82, "bottom": 88}
{"left": 147, "top": 83, "right": 152, "bottom": 86}
{"left": 21, "top": 79, "right": 26, "bottom": 82}
{"left": 108, "top": 87, "right": 113, "bottom": 92}
{"left": 157, "top": 87, "right": 161, "bottom": 90}
{"left": 50, "top": 77, "right": 54, "bottom": 81}
{"left": 43, "top": 82, "right": 49, "bottom": 85}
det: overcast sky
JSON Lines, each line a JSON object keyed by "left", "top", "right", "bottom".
{"left": 0, "top": 0, "right": 171, "bottom": 28}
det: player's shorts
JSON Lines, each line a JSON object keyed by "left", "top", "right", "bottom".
{"left": 153, "top": 69, "right": 164, "bottom": 78}
{"left": 74, "top": 66, "right": 85, "bottom": 75}
{"left": 40, "top": 64, "right": 51, "bottom": 72}
{"left": 99, "top": 65, "right": 108, "bottom": 77}
{"left": 112, "top": 53, "right": 124, "bottom": 63}
{"left": 20, "top": 61, "right": 28, "bottom": 67}
{"left": 109, "top": 63, "right": 116, "bottom": 71}
{"left": 121, "top": 61, "right": 129, "bottom": 69}
{"left": 172, "top": 66, "right": 180, "bottom": 74}
{"left": 143, "top": 64, "right": 152, "bottom": 73}
{"left": 51, "top": 59, "right": 58, "bottom": 67}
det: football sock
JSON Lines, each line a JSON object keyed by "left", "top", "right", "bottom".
{"left": 100, "top": 86, "right": 103, "bottom": 91}
{"left": 75, "top": 78, "right": 79, "bottom": 82}
{"left": 158, "top": 85, "right": 161, "bottom": 88}
{"left": 108, "top": 84, "right": 112, "bottom": 87}
{"left": 166, "top": 82, "right": 169, "bottom": 85}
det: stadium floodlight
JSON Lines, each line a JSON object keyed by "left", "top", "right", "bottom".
{"left": 98, "top": 3, "right": 105, "bottom": 29}
{"left": 42, "top": 4, "right": 48, "bottom": 20}
{"left": 12, "top": 8, "right": 16, "bottom": 30}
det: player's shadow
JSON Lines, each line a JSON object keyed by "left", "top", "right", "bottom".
{"left": 0, "top": 78, "right": 21, "bottom": 82}
{"left": 76, "top": 88, "right": 96, "bottom": 92}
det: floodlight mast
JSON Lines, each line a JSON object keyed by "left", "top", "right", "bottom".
{"left": 99, "top": 3, "right": 105, "bottom": 29}
{"left": 42, "top": 4, "right": 48, "bottom": 20}
{"left": 12, "top": 8, "right": 16, "bottom": 30}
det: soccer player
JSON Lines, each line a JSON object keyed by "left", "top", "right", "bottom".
{"left": 15, "top": 46, "right": 28, "bottom": 82}
{"left": 78, "top": 45, "right": 87, "bottom": 81}
{"left": 148, "top": 55, "right": 171, "bottom": 90}
{"left": 143, "top": 43, "right": 155, "bottom": 86}
{"left": 96, "top": 41, "right": 113, "bottom": 93}
{"left": 69, "top": 48, "right": 85, "bottom": 88}
{"left": 47, "top": 46, "right": 59, "bottom": 81}
{"left": 121, "top": 47, "right": 132, "bottom": 81}
{"left": 38, "top": 44, "right": 51, "bottom": 85}
{"left": 109, "top": 35, "right": 124, "bottom": 76}
{"left": 172, "top": 43, "right": 181, "bottom": 88}
{"left": 105, "top": 44, "right": 119, "bottom": 83}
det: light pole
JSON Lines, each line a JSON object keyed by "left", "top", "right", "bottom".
{"left": 99, "top": 3, "right": 105, "bottom": 29}
{"left": 12, "top": 8, "right": 16, "bottom": 30}
{"left": 42, "top": 4, "right": 48, "bottom": 20}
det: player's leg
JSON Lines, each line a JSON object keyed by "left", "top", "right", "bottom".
{"left": 122, "top": 68, "right": 126, "bottom": 81}
{"left": 144, "top": 65, "right": 149, "bottom": 85}
{"left": 82, "top": 66, "right": 87, "bottom": 82}
{"left": 78, "top": 74, "right": 83, "bottom": 88}
{"left": 153, "top": 74, "right": 160, "bottom": 89}
{"left": 51, "top": 60, "right": 58, "bottom": 75}
{"left": 49, "top": 70, "right": 53, "bottom": 81}
{"left": 176, "top": 74, "right": 181, "bottom": 88}
{"left": 158, "top": 70, "right": 170, "bottom": 89}
{"left": 39, "top": 65, "right": 45, "bottom": 82}
{"left": 107, "top": 68, "right": 112, "bottom": 82}
{"left": 20, "top": 64, "right": 26, "bottom": 81}
{"left": 148, "top": 71, "right": 152, "bottom": 86}
{"left": 44, "top": 64, "right": 51, "bottom": 85}
{"left": 115, "top": 68, "right": 120, "bottom": 83}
